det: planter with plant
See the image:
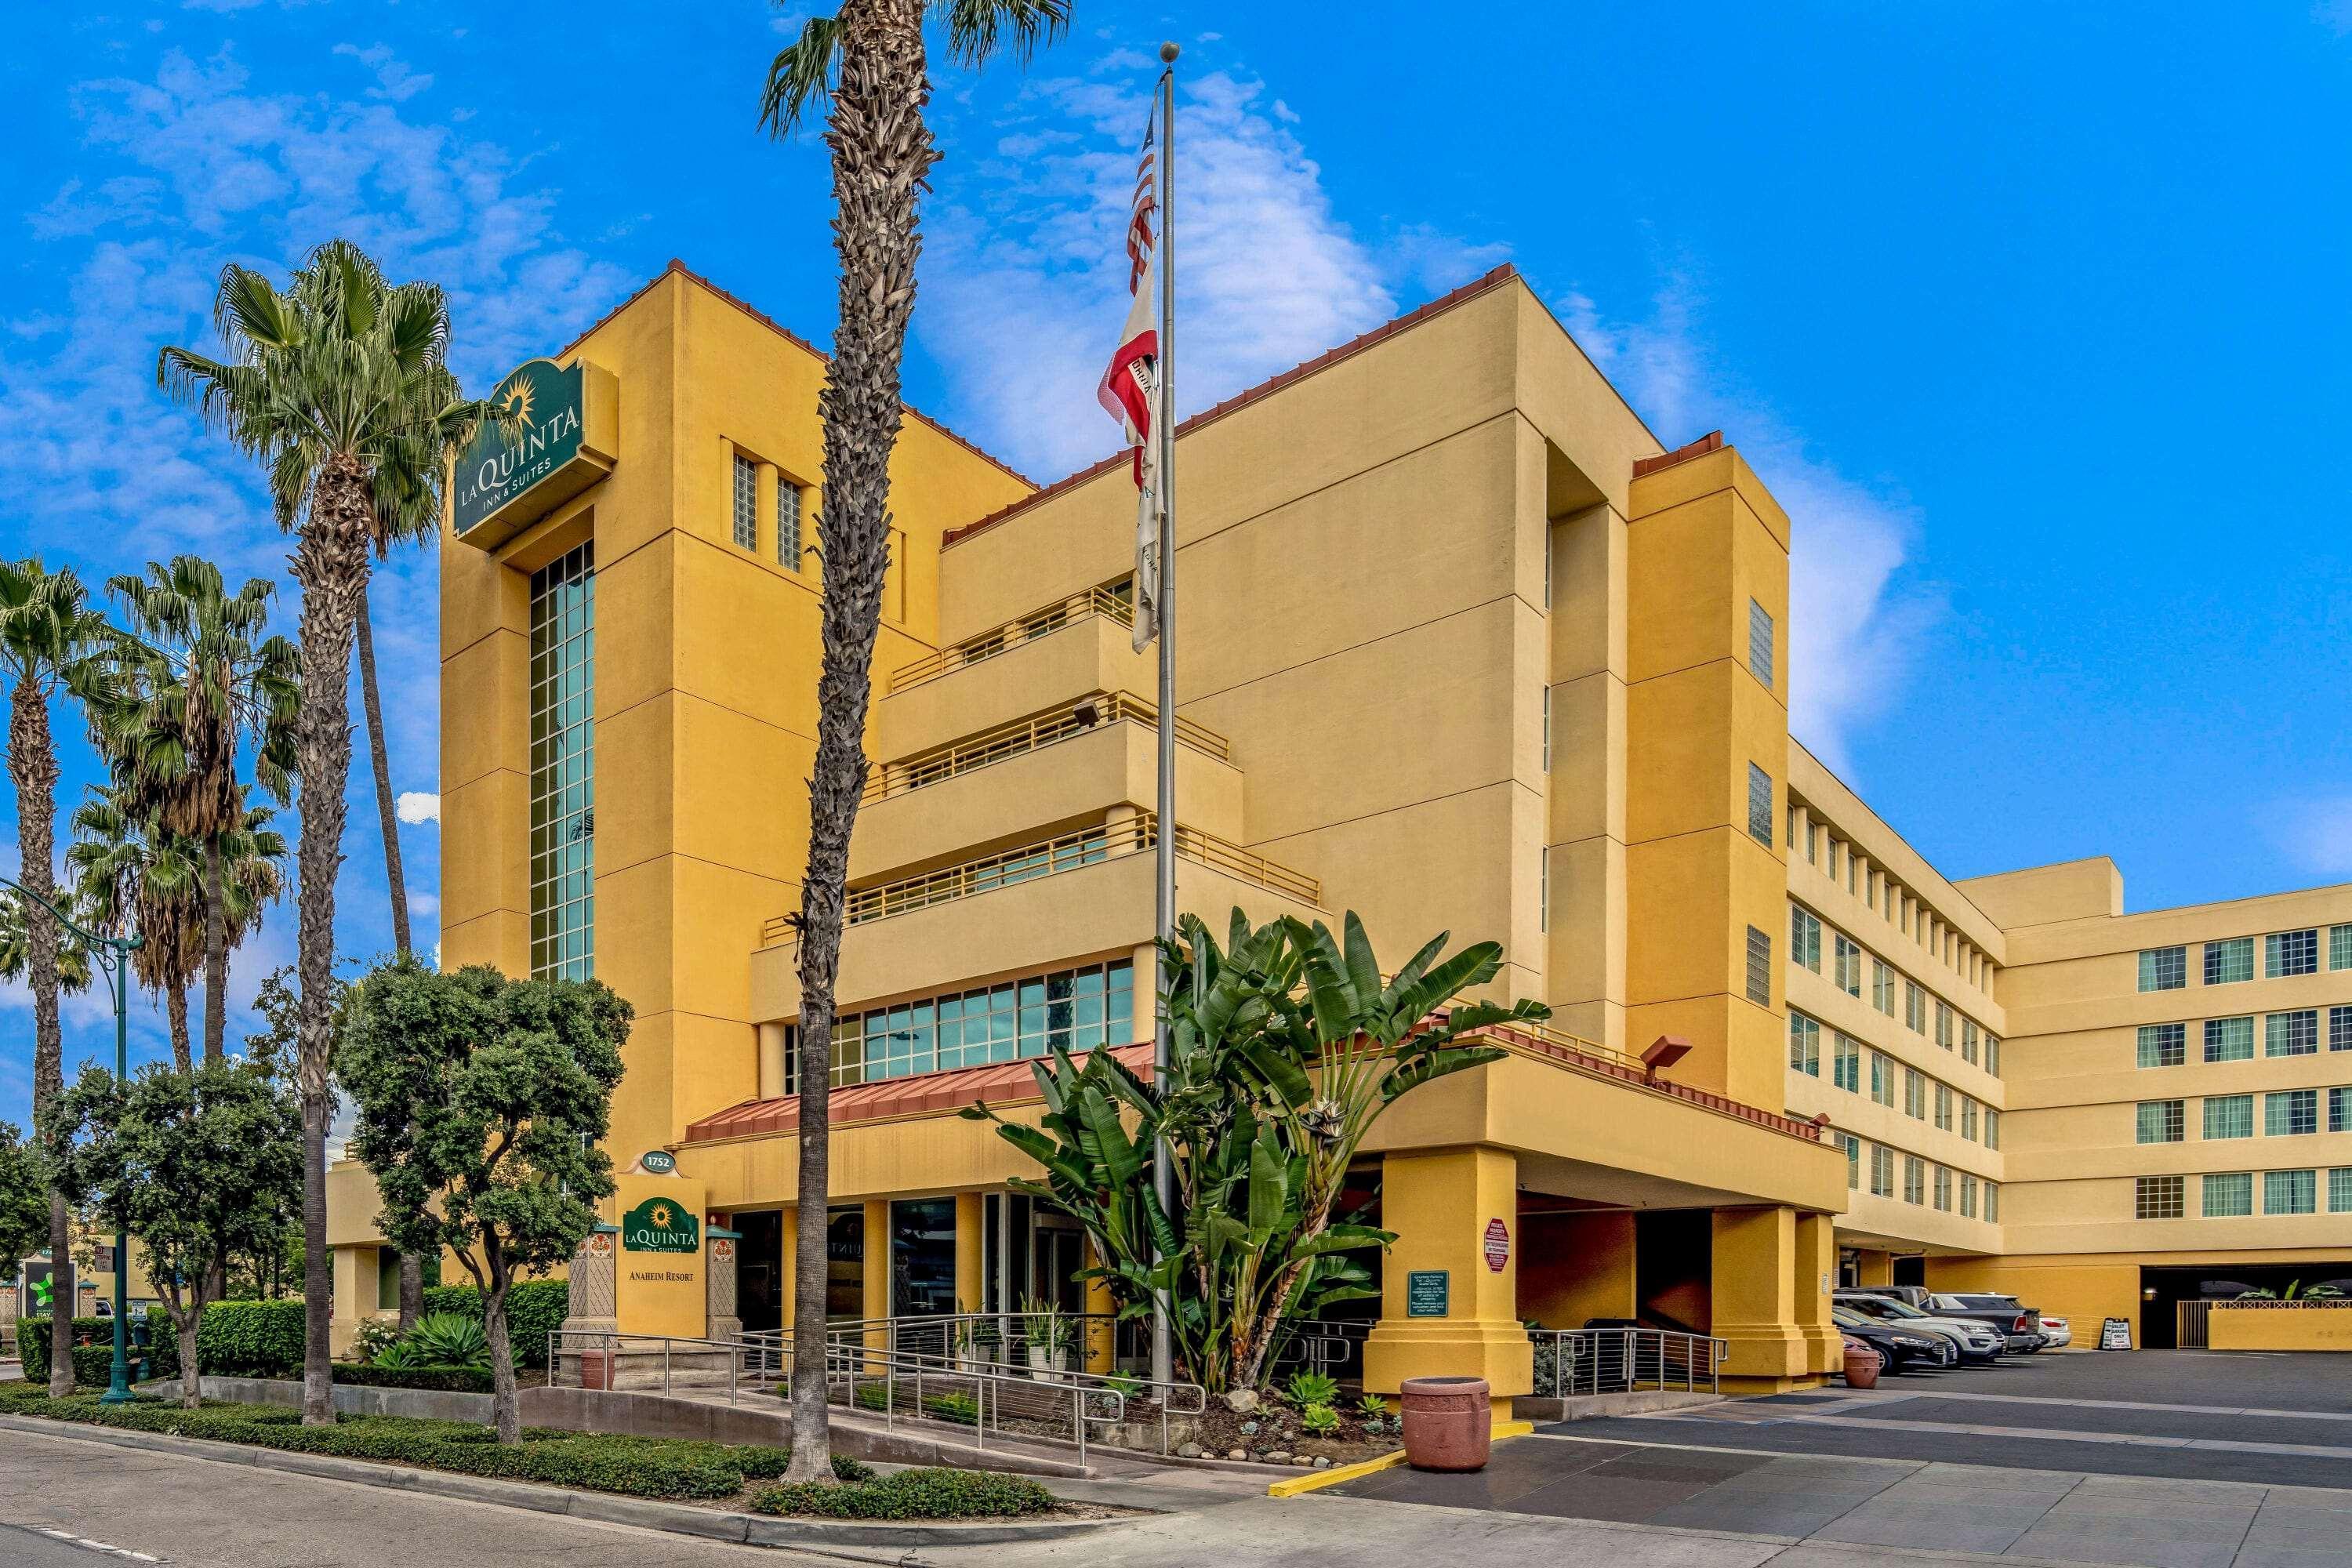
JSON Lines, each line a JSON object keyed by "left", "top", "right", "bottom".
{"left": 1020, "top": 1295, "right": 1073, "bottom": 1381}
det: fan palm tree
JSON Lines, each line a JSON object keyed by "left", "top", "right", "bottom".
{"left": 65, "top": 786, "right": 204, "bottom": 1069}
{"left": 86, "top": 557, "right": 297, "bottom": 1065}
{"left": 0, "top": 556, "right": 111, "bottom": 1398}
{"left": 158, "top": 240, "right": 502, "bottom": 1425}
{"left": 0, "top": 887, "right": 96, "bottom": 995}
{"left": 758, "top": 0, "right": 1070, "bottom": 1482}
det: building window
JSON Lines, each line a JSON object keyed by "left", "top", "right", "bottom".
{"left": 2204, "top": 936, "right": 2254, "bottom": 985}
{"left": 2332, "top": 1167, "right": 2352, "bottom": 1214}
{"left": 2204, "top": 1094, "right": 2254, "bottom": 1140}
{"left": 2138, "top": 1022, "right": 2186, "bottom": 1069}
{"left": 1933, "top": 1164, "right": 1952, "bottom": 1210}
{"left": 2267, "top": 928, "right": 2320, "bottom": 978}
{"left": 1961, "top": 1174, "right": 1980, "bottom": 1218}
{"left": 1841, "top": 1133, "right": 1860, "bottom": 1189}
{"left": 2136, "top": 1099, "right": 2185, "bottom": 1144}
{"left": 1806, "top": 820, "right": 1819, "bottom": 864}
{"left": 528, "top": 542, "right": 596, "bottom": 982}
{"left": 1984, "top": 1109, "right": 2001, "bottom": 1149}
{"left": 1905, "top": 1067, "right": 1926, "bottom": 1120}
{"left": 2333, "top": 924, "right": 2352, "bottom": 972}
{"left": 2135, "top": 1175, "right": 2185, "bottom": 1219}
{"left": 2332, "top": 1006, "right": 2352, "bottom": 1052}
{"left": 1748, "top": 597, "right": 1774, "bottom": 688}
{"left": 1539, "top": 846, "right": 1548, "bottom": 934}
{"left": 1962, "top": 1097, "right": 1979, "bottom": 1141}
{"left": 2138, "top": 946, "right": 2187, "bottom": 993}
{"left": 2266, "top": 1010, "right": 2319, "bottom": 1058}
{"left": 2265, "top": 1169, "right": 2318, "bottom": 1215}
{"left": 2204, "top": 1172, "right": 2253, "bottom": 1218}
{"left": 1786, "top": 805, "right": 1798, "bottom": 848}
{"left": 776, "top": 477, "right": 804, "bottom": 568}
{"left": 1905, "top": 982, "right": 1926, "bottom": 1033}
{"left": 1984, "top": 1181, "right": 1999, "bottom": 1222}
{"left": 1828, "top": 839, "right": 1842, "bottom": 881}
{"left": 1747, "top": 764, "right": 1773, "bottom": 847}
{"left": 1744, "top": 926, "right": 1771, "bottom": 1006}
{"left": 2266, "top": 1089, "right": 2319, "bottom": 1137}
{"left": 1788, "top": 1012, "right": 1820, "bottom": 1076}
{"left": 1870, "top": 1052, "right": 1896, "bottom": 1108}
{"left": 1835, "top": 935, "right": 1862, "bottom": 997}
{"left": 1934, "top": 1082, "right": 1953, "bottom": 1131}
{"left": 1903, "top": 1155, "right": 1925, "bottom": 1205}
{"left": 1871, "top": 1144, "right": 1894, "bottom": 1198}
{"left": 1935, "top": 1001, "right": 1954, "bottom": 1051}
{"left": 1986, "top": 1035, "right": 2002, "bottom": 1076}
{"left": 2205, "top": 1016, "right": 2255, "bottom": 1063}
{"left": 1962, "top": 1018, "right": 1979, "bottom": 1065}
{"left": 1872, "top": 960, "right": 1895, "bottom": 1015}
{"left": 784, "top": 958, "right": 1135, "bottom": 1091}
{"left": 1791, "top": 906, "right": 1822, "bottom": 972}
{"left": 1540, "top": 686, "right": 1551, "bottom": 773}
{"left": 1833, "top": 1033, "right": 1861, "bottom": 1092}
{"left": 731, "top": 452, "right": 757, "bottom": 550}
{"left": 2331, "top": 1086, "right": 2352, "bottom": 1134}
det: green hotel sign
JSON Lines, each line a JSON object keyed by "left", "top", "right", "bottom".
{"left": 620, "top": 1196, "right": 700, "bottom": 1254}
{"left": 452, "top": 357, "right": 618, "bottom": 548}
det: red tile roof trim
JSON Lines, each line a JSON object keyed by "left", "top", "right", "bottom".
{"left": 1632, "top": 429, "right": 1724, "bottom": 479}
{"left": 555, "top": 259, "right": 1035, "bottom": 490}
{"left": 681, "top": 1042, "right": 1155, "bottom": 1144}
{"left": 1475, "top": 1017, "right": 1824, "bottom": 1143}
{"left": 938, "top": 263, "right": 1525, "bottom": 550}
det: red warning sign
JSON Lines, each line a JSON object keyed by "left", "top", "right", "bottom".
{"left": 1483, "top": 1217, "right": 1510, "bottom": 1272}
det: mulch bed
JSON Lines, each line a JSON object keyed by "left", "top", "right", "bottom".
{"left": 1181, "top": 1399, "right": 1402, "bottom": 1468}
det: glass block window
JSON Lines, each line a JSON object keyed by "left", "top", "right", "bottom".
{"left": 776, "top": 477, "right": 804, "bottom": 568}
{"left": 1870, "top": 1144, "right": 1894, "bottom": 1197}
{"left": 2267, "top": 1010, "right": 2319, "bottom": 1058}
{"left": 1744, "top": 925, "right": 1772, "bottom": 1006}
{"left": 2137, "top": 1023, "right": 2186, "bottom": 1069}
{"left": 528, "top": 542, "right": 596, "bottom": 982}
{"left": 1904, "top": 1155, "right": 1925, "bottom": 1205}
{"left": 1985, "top": 1108, "right": 2001, "bottom": 1149}
{"left": 1788, "top": 1012, "right": 1820, "bottom": 1076}
{"left": 1962, "top": 1018, "right": 1980, "bottom": 1065}
{"left": 2265, "top": 1168, "right": 2317, "bottom": 1215}
{"left": 2136, "top": 1099, "right": 2185, "bottom": 1144}
{"left": 2331, "top": 1085, "right": 2352, "bottom": 1134}
{"left": 2204, "top": 936, "right": 2253, "bottom": 985}
{"left": 2203, "top": 1172, "right": 2252, "bottom": 1218}
{"left": 1934, "top": 1082, "right": 1953, "bottom": 1131}
{"left": 2332, "top": 1006, "right": 2352, "bottom": 1052}
{"left": 1962, "top": 1097, "right": 1979, "bottom": 1141}
{"left": 786, "top": 959, "right": 1134, "bottom": 1091}
{"left": 2139, "top": 946, "right": 2186, "bottom": 993}
{"left": 1961, "top": 1174, "right": 1980, "bottom": 1218}
{"left": 1835, "top": 935, "right": 1862, "bottom": 997}
{"left": 2205, "top": 1016, "right": 2255, "bottom": 1063}
{"left": 2267, "top": 928, "right": 2320, "bottom": 978}
{"left": 2204, "top": 1094, "right": 2254, "bottom": 1140}
{"left": 1873, "top": 960, "right": 1895, "bottom": 1015}
{"left": 1833, "top": 1033, "right": 1861, "bottom": 1092}
{"left": 1935, "top": 1001, "right": 1954, "bottom": 1051}
{"left": 731, "top": 452, "right": 757, "bottom": 549}
{"left": 1791, "top": 906, "right": 1822, "bottom": 972}
{"left": 2135, "top": 1175, "right": 2185, "bottom": 1219}
{"left": 1747, "top": 764, "right": 1773, "bottom": 847}
{"left": 1748, "top": 597, "right": 1774, "bottom": 688}
{"left": 2333, "top": 924, "right": 2352, "bottom": 971}
{"left": 1906, "top": 982, "right": 1926, "bottom": 1033}
{"left": 1871, "top": 1052, "right": 1896, "bottom": 1107}
{"left": 2266, "top": 1089, "right": 2319, "bottom": 1137}
{"left": 1933, "top": 1164, "right": 1951, "bottom": 1210}
{"left": 1905, "top": 1067, "right": 1926, "bottom": 1120}
{"left": 2332, "top": 1167, "right": 2352, "bottom": 1214}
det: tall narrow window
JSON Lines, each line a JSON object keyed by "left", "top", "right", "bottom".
{"left": 1903, "top": 1156, "right": 1924, "bottom": 1205}
{"left": 1871, "top": 1145, "right": 1894, "bottom": 1198}
{"left": 1962, "top": 1018, "right": 1980, "bottom": 1065}
{"left": 2330, "top": 1086, "right": 2352, "bottom": 1134}
{"left": 776, "top": 477, "right": 804, "bottom": 569}
{"left": 1835, "top": 934, "right": 1862, "bottom": 996}
{"left": 1933, "top": 1164, "right": 1951, "bottom": 1210}
{"left": 1748, "top": 597, "right": 1774, "bottom": 688}
{"left": 1832, "top": 1033, "right": 1860, "bottom": 1092}
{"left": 528, "top": 542, "right": 596, "bottom": 982}
{"left": 1984, "top": 1109, "right": 2001, "bottom": 1149}
{"left": 731, "top": 452, "right": 757, "bottom": 550}
{"left": 1788, "top": 1012, "right": 1820, "bottom": 1076}
{"left": 2138, "top": 946, "right": 2186, "bottom": 993}
{"left": 1541, "top": 686, "right": 1551, "bottom": 773}
{"left": 1934, "top": 1082, "right": 1953, "bottom": 1131}
{"left": 2332, "top": 1167, "right": 2352, "bottom": 1214}
{"left": 1744, "top": 926, "right": 1772, "bottom": 1006}
{"left": 2267, "top": 929, "right": 2320, "bottom": 978}
{"left": 1748, "top": 764, "right": 1773, "bottom": 847}
{"left": 1870, "top": 1052, "right": 1896, "bottom": 1108}
{"left": 1984, "top": 1181, "right": 1998, "bottom": 1222}
{"left": 1986, "top": 1035, "right": 2002, "bottom": 1076}
{"left": 1905, "top": 981, "right": 1926, "bottom": 1033}
{"left": 1961, "top": 1097, "right": 1979, "bottom": 1141}
{"left": 1841, "top": 1134, "right": 1860, "bottom": 1189}
{"left": 1791, "top": 906, "right": 1823, "bottom": 972}
{"left": 1872, "top": 960, "right": 1895, "bottom": 1015}
{"left": 1904, "top": 1067, "right": 1926, "bottom": 1120}
{"left": 2332, "top": 1006, "right": 2352, "bottom": 1052}
{"left": 1539, "top": 846, "right": 1549, "bottom": 934}
{"left": 2332, "top": 924, "right": 2352, "bottom": 971}
{"left": 1935, "top": 1001, "right": 1954, "bottom": 1051}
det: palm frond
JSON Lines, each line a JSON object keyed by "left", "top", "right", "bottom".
{"left": 938, "top": 0, "right": 1072, "bottom": 71}
{"left": 758, "top": 13, "right": 845, "bottom": 139}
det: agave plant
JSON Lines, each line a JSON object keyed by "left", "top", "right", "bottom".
{"left": 377, "top": 1310, "right": 494, "bottom": 1370}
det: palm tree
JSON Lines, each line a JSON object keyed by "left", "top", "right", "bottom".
{"left": 0, "top": 557, "right": 110, "bottom": 1398}
{"left": 0, "top": 888, "right": 96, "bottom": 994}
{"left": 758, "top": 0, "right": 1069, "bottom": 1482}
{"left": 86, "top": 556, "right": 297, "bottom": 1065}
{"left": 66, "top": 786, "right": 204, "bottom": 1069}
{"left": 158, "top": 241, "right": 499, "bottom": 1425}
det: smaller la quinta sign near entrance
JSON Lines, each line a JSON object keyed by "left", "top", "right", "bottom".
{"left": 621, "top": 1196, "right": 699, "bottom": 1254}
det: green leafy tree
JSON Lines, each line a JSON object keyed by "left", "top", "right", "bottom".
{"left": 0, "top": 1123, "right": 50, "bottom": 1287}
{"left": 757, "top": 0, "right": 1071, "bottom": 1483}
{"left": 339, "top": 957, "right": 630, "bottom": 1442}
{"left": 47, "top": 1061, "right": 303, "bottom": 1407}
{"left": 967, "top": 908, "right": 1538, "bottom": 1392}
{"left": 159, "top": 241, "right": 504, "bottom": 1424}
{"left": 1, "top": 556, "right": 111, "bottom": 1397}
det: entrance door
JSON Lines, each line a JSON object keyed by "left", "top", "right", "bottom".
{"left": 735, "top": 1211, "right": 783, "bottom": 1335}
{"left": 1030, "top": 1221, "right": 1085, "bottom": 1315}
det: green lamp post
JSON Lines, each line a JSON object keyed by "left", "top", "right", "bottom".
{"left": 2, "top": 874, "right": 140, "bottom": 1403}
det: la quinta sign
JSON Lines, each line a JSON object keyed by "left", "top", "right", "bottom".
{"left": 452, "top": 358, "right": 618, "bottom": 548}
{"left": 621, "top": 1196, "right": 700, "bottom": 1254}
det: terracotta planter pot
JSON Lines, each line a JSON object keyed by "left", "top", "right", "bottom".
{"left": 1399, "top": 1375, "right": 1491, "bottom": 1471}
{"left": 1842, "top": 1345, "right": 1881, "bottom": 1388}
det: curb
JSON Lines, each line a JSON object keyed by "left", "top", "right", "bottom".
{"left": 1267, "top": 1419, "right": 1534, "bottom": 1498}
{"left": 0, "top": 1412, "right": 1144, "bottom": 1548}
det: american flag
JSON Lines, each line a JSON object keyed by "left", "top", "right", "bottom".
{"left": 1098, "top": 122, "right": 1161, "bottom": 652}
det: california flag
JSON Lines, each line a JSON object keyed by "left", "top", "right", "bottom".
{"left": 1098, "top": 137, "right": 1160, "bottom": 652}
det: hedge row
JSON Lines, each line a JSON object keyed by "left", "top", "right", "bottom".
{"left": 328, "top": 1363, "right": 493, "bottom": 1393}
{"left": 750, "top": 1467, "right": 1056, "bottom": 1520}
{"left": 0, "top": 1388, "right": 873, "bottom": 1500}
{"left": 16, "top": 1311, "right": 180, "bottom": 1387}
{"left": 419, "top": 1281, "right": 569, "bottom": 1370}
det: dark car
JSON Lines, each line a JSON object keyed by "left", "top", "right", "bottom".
{"left": 1831, "top": 1305, "right": 1949, "bottom": 1373}
{"left": 1925, "top": 1292, "right": 2045, "bottom": 1352}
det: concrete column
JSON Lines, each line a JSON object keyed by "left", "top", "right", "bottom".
{"left": 1710, "top": 1205, "right": 1818, "bottom": 1392}
{"left": 776, "top": 1206, "right": 797, "bottom": 1332}
{"left": 330, "top": 1244, "right": 383, "bottom": 1358}
{"left": 1793, "top": 1212, "right": 1841, "bottom": 1375}
{"left": 1082, "top": 1240, "right": 1116, "bottom": 1374}
{"left": 953, "top": 1192, "right": 985, "bottom": 1315}
{"left": 862, "top": 1200, "right": 891, "bottom": 1358}
{"left": 757, "top": 1023, "right": 788, "bottom": 1099}
{"left": 1363, "top": 1147, "right": 1532, "bottom": 1415}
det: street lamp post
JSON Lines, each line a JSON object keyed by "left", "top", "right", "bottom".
{"left": 2, "top": 875, "right": 140, "bottom": 1403}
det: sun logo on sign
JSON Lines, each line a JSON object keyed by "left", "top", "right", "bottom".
{"left": 648, "top": 1203, "right": 676, "bottom": 1229}
{"left": 496, "top": 372, "right": 536, "bottom": 429}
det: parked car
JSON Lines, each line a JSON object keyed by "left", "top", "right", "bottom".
{"left": 1845, "top": 1284, "right": 1933, "bottom": 1310}
{"left": 2038, "top": 1315, "right": 2071, "bottom": 1348}
{"left": 1835, "top": 1290, "right": 2004, "bottom": 1363}
{"left": 1831, "top": 1305, "right": 1950, "bottom": 1373}
{"left": 1925, "top": 1292, "right": 2045, "bottom": 1352}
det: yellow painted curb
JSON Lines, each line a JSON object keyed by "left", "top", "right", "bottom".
{"left": 1268, "top": 1420, "right": 1534, "bottom": 1497}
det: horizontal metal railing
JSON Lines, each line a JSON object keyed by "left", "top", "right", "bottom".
{"left": 546, "top": 1329, "right": 752, "bottom": 1405}
{"left": 889, "top": 586, "right": 1136, "bottom": 692}
{"left": 863, "top": 693, "right": 1229, "bottom": 803}
{"left": 1530, "top": 1327, "right": 1726, "bottom": 1399}
{"left": 793, "top": 1311, "right": 1360, "bottom": 1388}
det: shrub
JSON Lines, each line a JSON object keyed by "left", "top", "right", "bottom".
{"left": 853, "top": 1383, "right": 889, "bottom": 1412}
{"left": 924, "top": 1391, "right": 980, "bottom": 1426}
{"left": 379, "top": 1312, "right": 493, "bottom": 1371}
{"left": 349, "top": 1317, "right": 402, "bottom": 1365}
{"left": 751, "top": 1467, "right": 1054, "bottom": 1520}
{"left": 1299, "top": 1402, "right": 1341, "bottom": 1435}
{"left": 418, "top": 1280, "right": 568, "bottom": 1370}
{"left": 1283, "top": 1370, "right": 1340, "bottom": 1408}
{"left": 331, "top": 1363, "right": 495, "bottom": 1393}
{"left": 198, "top": 1300, "right": 307, "bottom": 1378}
{"left": 16, "top": 1310, "right": 177, "bottom": 1387}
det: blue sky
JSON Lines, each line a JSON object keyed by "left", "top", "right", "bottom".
{"left": 4, "top": 2, "right": 2350, "bottom": 1123}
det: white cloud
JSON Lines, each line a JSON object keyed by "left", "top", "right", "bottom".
{"left": 332, "top": 42, "right": 434, "bottom": 104}
{"left": 394, "top": 792, "right": 441, "bottom": 826}
{"left": 1559, "top": 275, "right": 1940, "bottom": 775}
{"left": 2273, "top": 796, "right": 2352, "bottom": 879}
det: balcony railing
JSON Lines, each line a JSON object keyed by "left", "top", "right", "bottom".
{"left": 862, "top": 691, "right": 1228, "bottom": 804}
{"left": 888, "top": 584, "right": 1135, "bottom": 693}
{"left": 757, "top": 815, "right": 1321, "bottom": 946}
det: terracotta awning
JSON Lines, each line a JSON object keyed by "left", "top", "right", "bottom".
{"left": 683, "top": 1041, "right": 1154, "bottom": 1143}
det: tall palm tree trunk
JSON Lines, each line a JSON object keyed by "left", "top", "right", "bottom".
{"left": 290, "top": 456, "right": 371, "bottom": 1425}
{"left": 354, "top": 583, "right": 423, "bottom": 1327}
{"left": 165, "top": 985, "right": 191, "bottom": 1072}
{"left": 201, "top": 836, "right": 227, "bottom": 1064}
{"left": 782, "top": 0, "right": 936, "bottom": 1486}
{"left": 9, "top": 670, "right": 74, "bottom": 1399}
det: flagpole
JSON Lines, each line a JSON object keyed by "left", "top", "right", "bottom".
{"left": 1149, "top": 39, "right": 1179, "bottom": 1395}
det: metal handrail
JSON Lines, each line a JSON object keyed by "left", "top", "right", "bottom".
{"left": 1529, "top": 1327, "right": 1726, "bottom": 1399}
{"left": 889, "top": 586, "right": 1136, "bottom": 692}
{"left": 863, "top": 692, "right": 1229, "bottom": 803}
{"left": 546, "top": 1329, "right": 750, "bottom": 1405}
